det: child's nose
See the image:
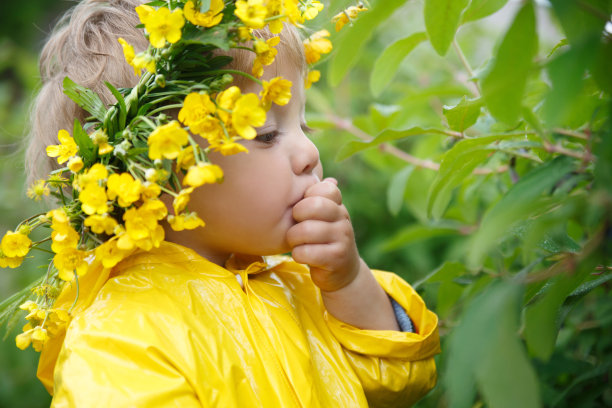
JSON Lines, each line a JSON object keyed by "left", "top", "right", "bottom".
{"left": 292, "top": 132, "right": 320, "bottom": 175}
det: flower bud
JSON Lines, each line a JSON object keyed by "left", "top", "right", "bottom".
{"left": 155, "top": 74, "right": 166, "bottom": 88}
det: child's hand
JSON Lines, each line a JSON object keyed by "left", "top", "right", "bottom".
{"left": 287, "top": 178, "right": 363, "bottom": 292}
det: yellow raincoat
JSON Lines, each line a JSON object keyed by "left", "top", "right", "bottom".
{"left": 38, "top": 242, "right": 440, "bottom": 407}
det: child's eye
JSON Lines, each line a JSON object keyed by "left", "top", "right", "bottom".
{"left": 255, "top": 130, "right": 279, "bottom": 144}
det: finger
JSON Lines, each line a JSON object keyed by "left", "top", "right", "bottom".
{"left": 292, "top": 196, "right": 347, "bottom": 222}
{"left": 304, "top": 180, "right": 342, "bottom": 204}
{"left": 291, "top": 242, "right": 345, "bottom": 269}
{"left": 286, "top": 219, "right": 341, "bottom": 247}
{"left": 322, "top": 177, "right": 338, "bottom": 186}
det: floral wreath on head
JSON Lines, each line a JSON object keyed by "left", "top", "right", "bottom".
{"left": 0, "top": 0, "right": 368, "bottom": 353}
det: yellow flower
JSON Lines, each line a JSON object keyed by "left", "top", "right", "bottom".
{"left": 184, "top": 163, "right": 224, "bottom": 187}
{"left": 107, "top": 173, "right": 143, "bottom": 207}
{"left": 178, "top": 92, "right": 217, "bottom": 135}
{"left": 139, "top": 6, "right": 185, "bottom": 48}
{"left": 252, "top": 36, "right": 280, "bottom": 77}
{"left": 264, "top": 0, "right": 285, "bottom": 34}
{"left": 283, "top": 0, "right": 302, "bottom": 25}
{"left": 75, "top": 163, "right": 108, "bottom": 190}
{"left": 216, "top": 86, "right": 242, "bottom": 123}
{"left": 235, "top": 0, "right": 267, "bottom": 29}
{"left": 68, "top": 156, "right": 84, "bottom": 173}
{"left": 148, "top": 121, "right": 189, "bottom": 160}
{"left": 46, "top": 129, "right": 78, "bottom": 164}
{"left": 0, "top": 253, "right": 24, "bottom": 268}
{"left": 79, "top": 183, "right": 109, "bottom": 215}
{"left": 45, "top": 309, "right": 71, "bottom": 337}
{"left": 118, "top": 37, "right": 156, "bottom": 75}
{"left": 332, "top": 4, "right": 367, "bottom": 32}
{"left": 237, "top": 26, "right": 253, "bottom": 41}
{"left": 16, "top": 324, "right": 50, "bottom": 352}
{"left": 141, "top": 182, "right": 162, "bottom": 200}
{"left": 168, "top": 212, "right": 205, "bottom": 231}
{"left": 173, "top": 187, "right": 194, "bottom": 214}
{"left": 95, "top": 238, "right": 133, "bottom": 269}
{"left": 140, "top": 198, "right": 168, "bottom": 221}
{"left": 118, "top": 37, "right": 135, "bottom": 64}
{"left": 47, "top": 174, "right": 69, "bottom": 188}
{"left": 90, "top": 129, "right": 114, "bottom": 155}
{"left": 119, "top": 207, "right": 164, "bottom": 251}
{"left": 214, "top": 141, "right": 249, "bottom": 156}
{"left": 305, "top": 69, "right": 321, "bottom": 89}
{"left": 260, "top": 77, "right": 292, "bottom": 110}
{"left": 303, "top": 29, "right": 332, "bottom": 64}
{"left": 232, "top": 94, "right": 266, "bottom": 139}
{"left": 1, "top": 230, "right": 32, "bottom": 258}
{"left": 176, "top": 146, "right": 197, "bottom": 170}
{"left": 184, "top": 0, "right": 224, "bottom": 27}
{"left": 84, "top": 214, "right": 118, "bottom": 235}
{"left": 302, "top": 1, "right": 324, "bottom": 20}
{"left": 53, "top": 247, "right": 89, "bottom": 281}
{"left": 51, "top": 222, "right": 79, "bottom": 254}
{"left": 16, "top": 325, "right": 33, "bottom": 350}
{"left": 26, "top": 179, "right": 50, "bottom": 201}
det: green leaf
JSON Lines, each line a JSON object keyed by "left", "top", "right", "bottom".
{"left": 63, "top": 76, "right": 107, "bottom": 122}
{"left": 424, "top": 0, "right": 470, "bottom": 55}
{"left": 524, "top": 260, "right": 594, "bottom": 361}
{"left": 481, "top": 1, "right": 537, "bottom": 125}
{"left": 381, "top": 223, "right": 461, "bottom": 251}
{"left": 387, "top": 165, "right": 414, "bottom": 216}
{"left": 199, "top": 0, "right": 211, "bottom": 13}
{"left": 105, "top": 81, "right": 127, "bottom": 133}
{"left": 370, "top": 32, "right": 427, "bottom": 97}
{"left": 446, "top": 281, "right": 540, "bottom": 408}
{"left": 468, "top": 156, "right": 576, "bottom": 266}
{"left": 336, "top": 127, "right": 448, "bottom": 161}
{"left": 443, "top": 96, "right": 483, "bottom": 132}
{"left": 328, "top": 0, "right": 406, "bottom": 86}
{"left": 461, "top": 0, "right": 509, "bottom": 23}
{"left": 72, "top": 119, "right": 96, "bottom": 165}
{"left": 427, "top": 133, "right": 522, "bottom": 219}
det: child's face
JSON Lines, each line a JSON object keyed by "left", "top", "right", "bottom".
{"left": 179, "top": 60, "right": 322, "bottom": 263}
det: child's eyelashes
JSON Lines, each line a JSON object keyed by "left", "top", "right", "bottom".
{"left": 255, "top": 130, "right": 279, "bottom": 144}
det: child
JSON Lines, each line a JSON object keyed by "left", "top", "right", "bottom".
{"left": 16, "top": 0, "right": 440, "bottom": 406}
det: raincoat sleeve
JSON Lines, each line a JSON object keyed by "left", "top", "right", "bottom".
{"left": 323, "top": 270, "right": 440, "bottom": 408}
{"left": 50, "top": 289, "right": 203, "bottom": 408}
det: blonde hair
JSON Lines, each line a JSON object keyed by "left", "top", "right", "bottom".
{"left": 26, "top": 1, "right": 306, "bottom": 184}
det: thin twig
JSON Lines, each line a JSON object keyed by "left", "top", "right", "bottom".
{"left": 542, "top": 140, "right": 594, "bottom": 161}
{"left": 553, "top": 128, "right": 590, "bottom": 141}
{"left": 452, "top": 39, "right": 481, "bottom": 97}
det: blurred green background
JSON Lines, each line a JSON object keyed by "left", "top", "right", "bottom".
{"left": 2, "top": 0, "right": 611, "bottom": 407}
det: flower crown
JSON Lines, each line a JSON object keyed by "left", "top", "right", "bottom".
{"left": 0, "top": 0, "right": 369, "bottom": 352}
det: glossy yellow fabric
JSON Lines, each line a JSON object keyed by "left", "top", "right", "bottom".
{"left": 38, "top": 242, "right": 440, "bottom": 407}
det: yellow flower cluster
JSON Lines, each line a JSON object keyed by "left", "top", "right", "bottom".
{"left": 332, "top": 4, "right": 368, "bottom": 32}
{"left": 4, "top": 0, "right": 340, "bottom": 354}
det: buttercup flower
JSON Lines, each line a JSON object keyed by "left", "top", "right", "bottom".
{"left": 232, "top": 94, "right": 267, "bottom": 139}
{"left": 1, "top": 230, "right": 32, "bottom": 258}
{"left": 184, "top": 0, "right": 224, "bottom": 27}
{"left": 27, "top": 180, "right": 50, "bottom": 201}
{"left": 119, "top": 207, "right": 164, "bottom": 251}
{"left": 84, "top": 214, "right": 118, "bottom": 235}
{"left": 173, "top": 187, "right": 194, "bottom": 214}
{"left": 178, "top": 92, "right": 217, "bottom": 135}
{"left": 46, "top": 129, "right": 78, "bottom": 164}
{"left": 75, "top": 163, "right": 108, "bottom": 190}
{"left": 53, "top": 247, "right": 89, "bottom": 281}
{"left": 137, "top": 6, "right": 185, "bottom": 48}
{"left": 107, "top": 173, "right": 142, "bottom": 207}
{"left": 303, "top": 29, "right": 332, "bottom": 64}
{"left": 95, "top": 237, "right": 133, "bottom": 269}
{"left": 260, "top": 77, "right": 292, "bottom": 110}
{"left": 90, "top": 129, "right": 113, "bottom": 155}
{"left": 177, "top": 146, "right": 197, "bottom": 170}
{"left": 168, "top": 212, "right": 205, "bottom": 231}
{"left": 148, "top": 121, "right": 189, "bottom": 160}
{"left": 16, "top": 325, "right": 49, "bottom": 352}
{"left": 332, "top": 4, "right": 368, "bottom": 32}
{"left": 184, "top": 163, "right": 224, "bottom": 187}
{"left": 0, "top": 253, "right": 24, "bottom": 268}
{"left": 79, "top": 184, "right": 109, "bottom": 215}
{"left": 252, "top": 36, "right": 280, "bottom": 77}
{"left": 305, "top": 69, "right": 321, "bottom": 89}
{"left": 68, "top": 156, "right": 84, "bottom": 173}
{"left": 141, "top": 182, "right": 162, "bottom": 200}
{"left": 214, "top": 141, "right": 249, "bottom": 156}
{"left": 235, "top": 0, "right": 267, "bottom": 29}
{"left": 217, "top": 86, "right": 242, "bottom": 124}
{"left": 302, "top": 0, "right": 324, "bottom": 20}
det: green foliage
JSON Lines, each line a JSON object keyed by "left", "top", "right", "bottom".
{"left": 321, "top": 0, "right": 612, "bottom": 406}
